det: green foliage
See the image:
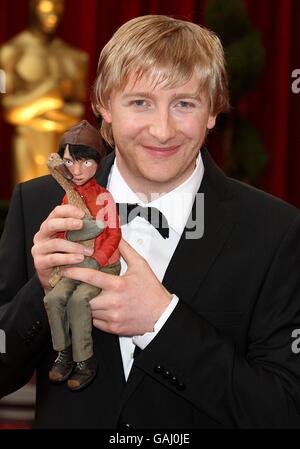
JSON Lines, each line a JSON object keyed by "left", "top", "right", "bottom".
{"left": 206, "top": 0, "right": 252, "bottom": 45}
{"left": 205, "top": 0, "right": 267, "bottom": 184}
{"left": 226, "top": 31, "right": 265, "bottom": 102}
{"left": 229, "top": 118, "right": 268, "bottom": 181}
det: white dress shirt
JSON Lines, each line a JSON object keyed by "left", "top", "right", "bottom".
{"left": 107, "top": 152, "right": 204, "bottom": 380}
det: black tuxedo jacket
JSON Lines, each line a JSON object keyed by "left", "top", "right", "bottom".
{"left": 0, "top": 148, "right": 300, "bottom": 428}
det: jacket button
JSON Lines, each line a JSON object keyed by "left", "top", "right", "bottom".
{"left": 154, "top": 365, "right": 164, "bottom": 374}
{"left": 118, "top": 421, "right": 132, "bottom": 429}
{"left": 175, "top": 380, "right": 186, "bottom": 391}
{"left": 163, "top": 370, "right": 172, "bottom": 379}
{"left": 24, "top": 332, "right": 33, "bottom": 343}
{"left": 170, "top": 375, "right": 177, "bottom": 385}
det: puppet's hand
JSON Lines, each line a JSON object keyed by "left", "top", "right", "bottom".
{"left": 60, "top": 239, "right": 173, "bottom": 336}
{"left": 32, "top": 204, "right": 94, "bottom": 289}
{"left": 66, "top": 217, "right": 105, "bottom": 242}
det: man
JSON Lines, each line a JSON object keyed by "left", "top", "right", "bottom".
{"left": 0, "top": 15, "right": 300, "bottom": 429}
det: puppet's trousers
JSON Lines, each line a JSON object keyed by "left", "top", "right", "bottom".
{"left": 44, "top": 258, "right": 121, "bottom": 362}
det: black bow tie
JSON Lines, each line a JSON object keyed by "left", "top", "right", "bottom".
{"left": 116, "top": 203, "right": 169, "bottom": 239}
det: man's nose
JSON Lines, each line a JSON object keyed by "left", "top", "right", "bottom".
{"left": 148, "top": 109, "right": 176, "bottom": 143}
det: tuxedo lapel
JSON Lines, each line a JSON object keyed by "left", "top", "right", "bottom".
{"left": 94, "top": 331, "right": 125, "bottom": 381}
{"left": 163, "top": 148, "right": 236, "bottom": 304}
{"left": 96, "top": 151, "right": 116, "bottom": 187}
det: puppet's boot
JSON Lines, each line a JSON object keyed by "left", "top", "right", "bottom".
{"left": 49, "top": 346, "right": 75, "bottom": 383}
{"left": 67, "top": 356, "right": 97, "bottom": 391}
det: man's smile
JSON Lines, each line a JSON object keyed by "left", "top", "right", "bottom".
{"left": 142, "top": 144, "right": 181, "bottom": 157}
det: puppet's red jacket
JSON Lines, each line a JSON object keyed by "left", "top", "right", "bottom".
{"left": 60, "top": 178, "right": 121, "bottom": 267}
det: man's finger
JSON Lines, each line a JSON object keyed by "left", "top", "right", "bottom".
{"left": 60, "top": 266, "right": 118, "bottom": 290}
{"left": 92, "top": 318, "right": 111, "bottom": 333}
{"left": 118, "top": 238, "right": 143, "bottom": 265}
{"left": 35, "top": 218, "right": 83, "bottom": 241}
{"left": 33, "top": 238, "right": 90, "bottom": 256}
{"left": 48, "top": 204, "right": 85, "bottom": 219}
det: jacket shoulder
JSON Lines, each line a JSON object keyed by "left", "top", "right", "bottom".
{"left": 17, "top": 175, "right": 65, "bottom": 230}
{"left": 227, "top": 177, "right": 300, "bottom": 236}
{"left": 20, "top": 174, "right": 63, "bottom": 198}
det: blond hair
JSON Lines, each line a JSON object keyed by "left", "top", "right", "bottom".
{"left": 91, "top": 15, "right": 229, "bottom": 146}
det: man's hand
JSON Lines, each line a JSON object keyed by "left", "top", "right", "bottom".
{"left": 31, "top": 205, "right": 94, "bottom": 289}
{"left": 60, "top": 239, "right": 173, "bottom": 336}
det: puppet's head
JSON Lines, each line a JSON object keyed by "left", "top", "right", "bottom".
{"left": 58, "top": 120, "right": 106, "bottom": 186}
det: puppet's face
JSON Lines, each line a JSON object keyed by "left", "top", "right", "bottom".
{"left": 63, "top": 147, "right": 98, "bottom": 186}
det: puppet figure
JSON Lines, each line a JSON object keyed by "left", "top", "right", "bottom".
{"left": 44, "top": 120, "right": 121, "bottom": 391}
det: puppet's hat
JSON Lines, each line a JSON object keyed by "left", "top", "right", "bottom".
{"left": 60, "top": 120, "right": 105, "bottom": 155}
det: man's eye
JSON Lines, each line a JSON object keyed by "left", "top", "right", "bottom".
{"left": 64, "top": 160, "right": 73, "bottom": 166}
{"left": 83, "top": 160, "right": 93, "bottom": 167}
{"left": 177, "top": 101, "right": 194, "bottom": 108}
{"left": 131, "top": 99, "right": 148, "bottom": 107}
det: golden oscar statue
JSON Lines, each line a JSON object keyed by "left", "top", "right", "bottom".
{"left": 0, "top": 0, "right": 89, "bottom": 183}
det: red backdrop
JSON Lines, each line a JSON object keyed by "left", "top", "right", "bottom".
{"left": 0, "top": 0, "right": 300, "bottom": 207}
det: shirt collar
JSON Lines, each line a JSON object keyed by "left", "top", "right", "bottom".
{"left": 107, "top": 151, "right": 204, "bottom": 235}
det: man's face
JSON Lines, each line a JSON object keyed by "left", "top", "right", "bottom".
{"left": 63, "top": 146, "right": 98, "bottom": 186}
{"left": 100, "top": 72, "right": 216, "bottom": 196}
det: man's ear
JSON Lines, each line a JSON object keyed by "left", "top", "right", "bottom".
{"left": 98, "top": 103, "right": 112, "bottom": 124}
{"left": 207, "top": 115, "right": 216, "bottom": 130}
